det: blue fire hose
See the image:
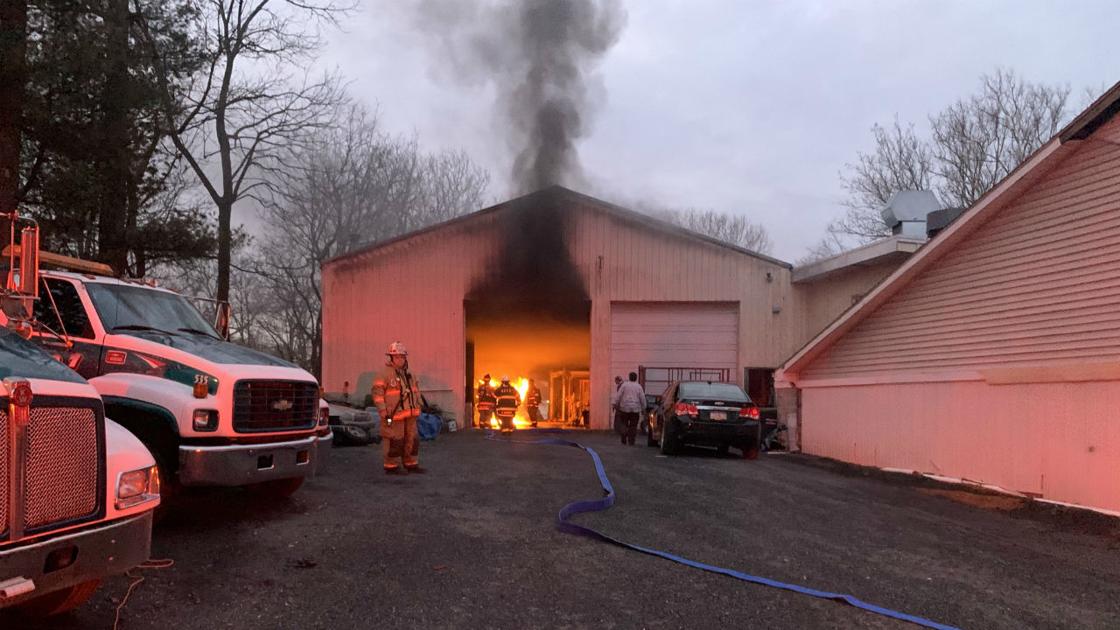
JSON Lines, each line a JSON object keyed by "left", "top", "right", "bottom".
{"left": 488, "top": 430, "right": 960, "bottom": 630}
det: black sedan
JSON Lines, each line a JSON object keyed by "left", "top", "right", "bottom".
{"left": 647, "top": 381, "right": 762, "bottom": 459}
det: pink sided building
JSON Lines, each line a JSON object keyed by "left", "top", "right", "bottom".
{"left": 778, "top": 82, "right": 1120, "bottom": 514}
{"left": 320, "top": 187, "right": 918, "bottom": 431}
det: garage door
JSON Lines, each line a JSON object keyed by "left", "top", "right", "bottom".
{"left": 609, "top": 302, "right": 738, "bottom": 396}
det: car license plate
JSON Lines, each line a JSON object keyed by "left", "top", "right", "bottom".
{"left": 709, "top": 411, "right": 726, "bottom": 421}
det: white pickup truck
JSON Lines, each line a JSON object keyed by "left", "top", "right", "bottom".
{"left": 3, "top": 270, "right": 328, "bottom": 499}
{"left": 0, "top": 326, "right": 158, "bottom": 615}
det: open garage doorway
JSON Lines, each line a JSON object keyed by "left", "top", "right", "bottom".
{"left": 465, "top": 301, "right": 591, "bottom": 429}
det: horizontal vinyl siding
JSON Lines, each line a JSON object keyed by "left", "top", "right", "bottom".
{"left": 805, "top": 116, "right": 1120, "bottom": 379}
{"left": 801, "top": 380, "right": 1120, "bottom": 512}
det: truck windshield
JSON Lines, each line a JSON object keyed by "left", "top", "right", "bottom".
{"left": 0, "top": 327, "right": 86, "bottom": 383}
{"left": 85, "top": 283, "right": 218, "bottom": 337}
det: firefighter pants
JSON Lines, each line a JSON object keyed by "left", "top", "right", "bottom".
{"left": 496, "top": 411, "right": 516, "bottom": 432}
{"left": 381, "top": 415, "right": 419, "bottom": 470}
{"left": 478, "top": 408, "right": 494, "bottom": 429}
{"left": 527, "top": 406, "right": 542, "bottom": 426}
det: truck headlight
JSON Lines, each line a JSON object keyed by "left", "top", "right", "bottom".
{"left": 116, "top": 466, "right": 160, "bottom": 509}
{"left": 193, "top": 409, "right": 219, "bottom": 431}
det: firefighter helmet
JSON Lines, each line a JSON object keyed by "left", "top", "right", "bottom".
{"left": 501, "top": 375, "right": 510, "bottom": 383}
{"left": 386, "top": 341, "right": 408, "bottom": 356}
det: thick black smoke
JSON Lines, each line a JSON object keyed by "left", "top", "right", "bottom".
{"left": 415, "top": 0, "right": 627, "bottom": 194}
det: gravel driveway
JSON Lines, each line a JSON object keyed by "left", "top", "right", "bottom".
{"left": 10, "top": 430, "right": 1120, "bottom": 629}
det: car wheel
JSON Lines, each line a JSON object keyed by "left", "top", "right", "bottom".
{"left": 741, "top": 428, "right": 761, "bottom": 460}
{"left": 659, "top": 421, "right": 678, "bottom": 455}
{"left": 15, "top": 579, "right": 101, "bottom": 616}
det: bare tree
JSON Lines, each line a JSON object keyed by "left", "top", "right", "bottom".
{"left": 836, "top": 118, "right": 934, "bottom": 241}
{"left": 655, "top": 208, "right": 773, "bottom": 255}
{"left": 237, "top": 104, "right": 489, "bottom": 374}
{"left": 807, "top": 69, "right": 1073, "bottom": 262}
{"left": 931, "top": 69, "right": 1068, "bottom": 208}
{"left": 136, "top": 0, "right": 349, "bottom": 304}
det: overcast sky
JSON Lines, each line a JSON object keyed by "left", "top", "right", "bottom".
{"left": 317, "top": 0, "right": 1120, "bottom": 262}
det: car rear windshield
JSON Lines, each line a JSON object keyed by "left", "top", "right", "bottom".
{"left": 0, "top": 328, "right": 85, "bottom": 383}
{"left": 678, "top": 382, "right": 750, "bottom": 403}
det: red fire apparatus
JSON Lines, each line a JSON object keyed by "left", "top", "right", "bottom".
{"left": 0, "top": 215, "right": 158, "bottom": 615}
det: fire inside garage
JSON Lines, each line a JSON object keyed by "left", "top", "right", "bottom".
{"left": 464, "top": 192, "right": 592, "bottom": 428}
{"left": 321, "top": 186, "right": 905, "bottom": 430}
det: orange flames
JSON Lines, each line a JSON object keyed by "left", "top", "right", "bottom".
{"left": 479, "top": 375, "right": 534, "bottom": 429}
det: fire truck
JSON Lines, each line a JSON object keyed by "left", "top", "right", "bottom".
{"left": 1, "top": 217, "right": 328, "bottom": 502}
{"left": 1, "top": 220, "right": 158, "bottom": 615}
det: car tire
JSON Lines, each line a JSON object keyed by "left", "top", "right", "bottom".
{"left": 659, "top": 421, "right": 679, "bottom": 455}
{"left": 15, "top": 579, "right": 101, "bottom": 616}
{"left": 251, "top": 476, "right": 305, "bottom": 498}
{"left": 741, "top": 427, "right": 761, "bottom": 460}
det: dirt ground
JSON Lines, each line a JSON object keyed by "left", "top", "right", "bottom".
{"left": 8, "top": 430, "right": 1120, "bottom": 629}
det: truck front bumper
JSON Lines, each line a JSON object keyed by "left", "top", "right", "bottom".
{"left": 178, "top": 435, "right": 317, "bottom": 486}
{"left": 0, "top": 512, "right": 153, "bottom": 609}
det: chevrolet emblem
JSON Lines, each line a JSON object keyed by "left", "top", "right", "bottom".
{"left": 272, "top": 399, "right": 293, "bottom": 412}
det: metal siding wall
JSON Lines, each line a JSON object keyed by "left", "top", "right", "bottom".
{"left": 801, "top": 380, "right": 1120, "bottom": 512}
{"left": 323, "top": 199, "right": 806, "bottom": 431}
{"left": 609, "top": 303, "right": 739, "bottom": 382}
{"left": 569, "top": 202, "right": 795, "bottom": 428}
{"left": 321, "top": 216, "right": 498, "bottom": 417}
{"left": 805, "top": 118, "right": 1120, "bottom": 379}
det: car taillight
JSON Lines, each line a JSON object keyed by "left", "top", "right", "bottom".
{"left": 739, "top": 405, "right": 760, "bottom": 419}
{"left": 674, "top": 402, "right": 698, "bottom": 416}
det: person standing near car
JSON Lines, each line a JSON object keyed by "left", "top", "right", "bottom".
{"left": 610, "top": 375, "right": 624, "bottom": 435}
{"left": 615, "top": 372, "right": 646, "bottom": 446}
{"left": 372, "top": 341, "right": 425, "bottom": 474}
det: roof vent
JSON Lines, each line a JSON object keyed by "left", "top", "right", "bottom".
{"left": 880, "top": 191, "right": 939, "bottom": 239}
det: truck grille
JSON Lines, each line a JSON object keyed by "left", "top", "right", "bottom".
{"left": 1, "top": 397, "right": 105, "bottom": 541}
{"left": 233, "top": 380, "right": 318, "bottom": 433}
{"left": 25, "top": 407, "right": 100, "bottom": 530}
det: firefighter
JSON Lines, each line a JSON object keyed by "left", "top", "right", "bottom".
{"left": 476, "top": 374, "right": 497, "bottom": 429}
{"left": 372, "top": 341, "right": 424, "bottom": 475}
{"left": 494, "top": 375, "right": 521, "bottom": 434}
{"left": 525, "top": 378, "right": 543, "bottom": 428}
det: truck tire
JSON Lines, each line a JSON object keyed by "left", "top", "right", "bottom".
{"left": 251, "top": 476, "right": 305, "bottom": 498}
{"left": 16, "top": 579, "right": 101, "bottom": 616}
{"left": 152, "top": 451, "right": 181, "bottom": 525}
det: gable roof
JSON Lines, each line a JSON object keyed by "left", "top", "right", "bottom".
{"left": 780, "top": 80, "right": 1120, "bottom": 379}
{"left": 323, "top": 185, "right": 791, "bottom": 269}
